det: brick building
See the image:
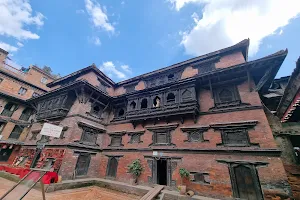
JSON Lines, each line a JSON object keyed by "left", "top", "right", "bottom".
{"left": 5, "top": 40, "right": 293, "bottom": 199}
{"left": 263, "top": 57, "right": 300, "bottom": 199}
{"left": 0, "top": 48, "right": 56, "bottom": 164}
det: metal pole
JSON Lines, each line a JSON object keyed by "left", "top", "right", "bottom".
{"left": 19, "top": 171, "right": 47, "bottom": 200}
{"left": 0, "top": 170, "right": 33, "bottom": 200}
{"left": 40, "top": 181, "right": 46, "bottom": 200}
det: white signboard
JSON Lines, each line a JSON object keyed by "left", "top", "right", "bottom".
{"left": 40, "top": 123, "right": 63, "bottom": 138}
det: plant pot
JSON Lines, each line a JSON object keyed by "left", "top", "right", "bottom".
{"left": 178, "top": 185, "right": 186, "bottom": 195}
{"left": 130, "top": 177, "right": 138, "bottom": 185}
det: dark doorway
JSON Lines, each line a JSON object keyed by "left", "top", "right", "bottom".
{"left": 75, "top": 153, "right": 91, "bottom": 176}
{"left": 157, "top": 159, "right": 167, "bottom": 185}
{"left": 107, "top": 157, "right": 118, "bottom": 178}
{"left": 30, "top": 149, "right": 41, "bottom": 168}
{"left": 0, "top": 148, "right": 13, "bottom": 161}
{"left": 233, "top": 165, "right": 262, "bottom": 200}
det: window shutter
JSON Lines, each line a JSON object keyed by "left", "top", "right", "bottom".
{"left": 190, "top": 131, "right": 201, "bottom": 142}
{"left": 156, "top": 133, "right": 167, "bottom": 144}
{"left": 223, "top": 129, "right": 249, "bottom": 145}
{"left": 131, "top": 134, "right": 140, "bottom": 143}
{"left": 111, "top": 136, "right": 121, "bottom": 146}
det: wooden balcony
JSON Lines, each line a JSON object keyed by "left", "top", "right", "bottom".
{"left": 126, "top": 100, "right": 199, "bottom": 121}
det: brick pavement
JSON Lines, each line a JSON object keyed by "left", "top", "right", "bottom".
{"left": 0, "top": 177, "right": 140, "bottom": 200}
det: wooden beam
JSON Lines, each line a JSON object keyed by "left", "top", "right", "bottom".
{"left": 247, "top": 69, "right": 252, "bottom": 92}
{"left": 209, "top": 79, "right": 213, "bottom": 99}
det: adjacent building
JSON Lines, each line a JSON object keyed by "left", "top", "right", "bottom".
{"left": 0, "top": 48, "right": 56, "bottom": 165}
{"left": 0, "top": 40, "right": 294, "bottom": 199}
{"left": 263, "top": 57, "right": 300, "bottom": 199}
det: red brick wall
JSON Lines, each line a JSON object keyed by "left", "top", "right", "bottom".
{"left": 215, "top": 51, "right": 245, "bottom": 69}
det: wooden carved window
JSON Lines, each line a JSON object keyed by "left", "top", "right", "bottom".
{"left": 222, "top": 129, "right": 250, "bottom": 146}
{"left": 152, "top": 131, "right": 173, "bottom": 145}
{"left": 130, "top": 101, "right": 136, "bottom": 110}
{"left": 157, "top": 132, "right": 167, "bottom": 144}
{"left": 219, "top": 89, "right": 233, "bottom": 102}
{"left": 213, "top": 86, "right": 241, "bottom": 108}
{"left": 181, "top": 89, "right": 192, "bottom": 102}
{"left": 190, "top": 131, "right": 203, "bottom": 142}
{"left": 181, "top": 127, "right": 209, "bottom": 143}
{"left": 229, "top": 164, "right": 263, "bottom": 200}
{"left": 128, "top": 131, "right": 144, "bottom": 144}
{"left": 148, "top": 124, "right": 177, "bottom": 146}
{"left": 75, "top": 153, "right": 91, "bottom": 176}
{"left": 141, "top": 98, "right": 148, "bottom": 109}
{"left": 130, "top": 134, "right": 141, "bottom": 143}
{"left": 19, "top": 108, "right": 32, "bottom": 121}
{"left": 106, "top": 157, "right": 118, "bottom": 178}
{"left": 80, "top": 127, "right": 98, "bottom": 145}
{"left": 8, "top": 125, "right": 24, "bottom": 139}
{"left": 110, "top": 135, "right": 123, "bottom": 147}
{"left": 211, "top": 121, "right": 258, "bottom": 147}
{"left": 1, "top": 102, "right": 17, "bottom": 117}
{"left": 166, "top": 93, "right": 175, "bottom": 103}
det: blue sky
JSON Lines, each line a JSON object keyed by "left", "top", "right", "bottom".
{"left": 0, "top": 0, "right": 300, "bottom": 82}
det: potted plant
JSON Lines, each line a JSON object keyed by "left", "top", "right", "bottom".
{"left": 127, "top": 159, "right": 144, "bottom": 185}
{"left": 178, "top": 168, "right": 190, "bottom": 195}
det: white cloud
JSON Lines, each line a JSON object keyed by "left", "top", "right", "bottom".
{"left": 85, "top": 0, "right": 114, "bottom": 32}
{"left": 0, "top": 0, "right": 45, "bottom": 40}
{"left": 76, "top": 9, "right": 85, "bottom": 14}
{"left": 94, "top": 37, "right": 101, "bottom": 45}
{"left": 100, "top": 61, "right": 128, "bottom": 80}
{"left": 17, "top": 42, "right": 24, "bottom": 47}
{"left": 169, "top": 0, "right": 300, "bottom": 57}
{"left": 279, "top": 29, "right": 283, "bottom": 35}
{"left": 169, "top": 0, "right": 202, "bottom": 10}
{"left": 191, "top": 12, "right": 199, "bottom": 23}
{"left": 88, "top": 36, "right": 101, "bottom": 46}
{"left": 0, "top": 42, "right": 18, "bottom": 52}
{"left": 121, "top": 65, "right": 132, "bottom": 74}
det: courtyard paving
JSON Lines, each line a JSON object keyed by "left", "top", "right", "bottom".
{"left": 0, "top": 177, "right": 141, "bottom": 200}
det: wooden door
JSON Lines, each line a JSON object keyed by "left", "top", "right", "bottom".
{"left": 107, "top": 157, "right": 118, "bottom": 178}
{"left": 75, "top": 154, "right": 91, "bottom": 176}
{"left": 233, "top": 165, "right": 262, "bottom": 200}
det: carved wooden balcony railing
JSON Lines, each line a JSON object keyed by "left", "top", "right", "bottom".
{"left": 126, "top": 100, "right": 199, "bottom": 121}
{"left": 36, "top": 108, "right": 69, "bottom": 120}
